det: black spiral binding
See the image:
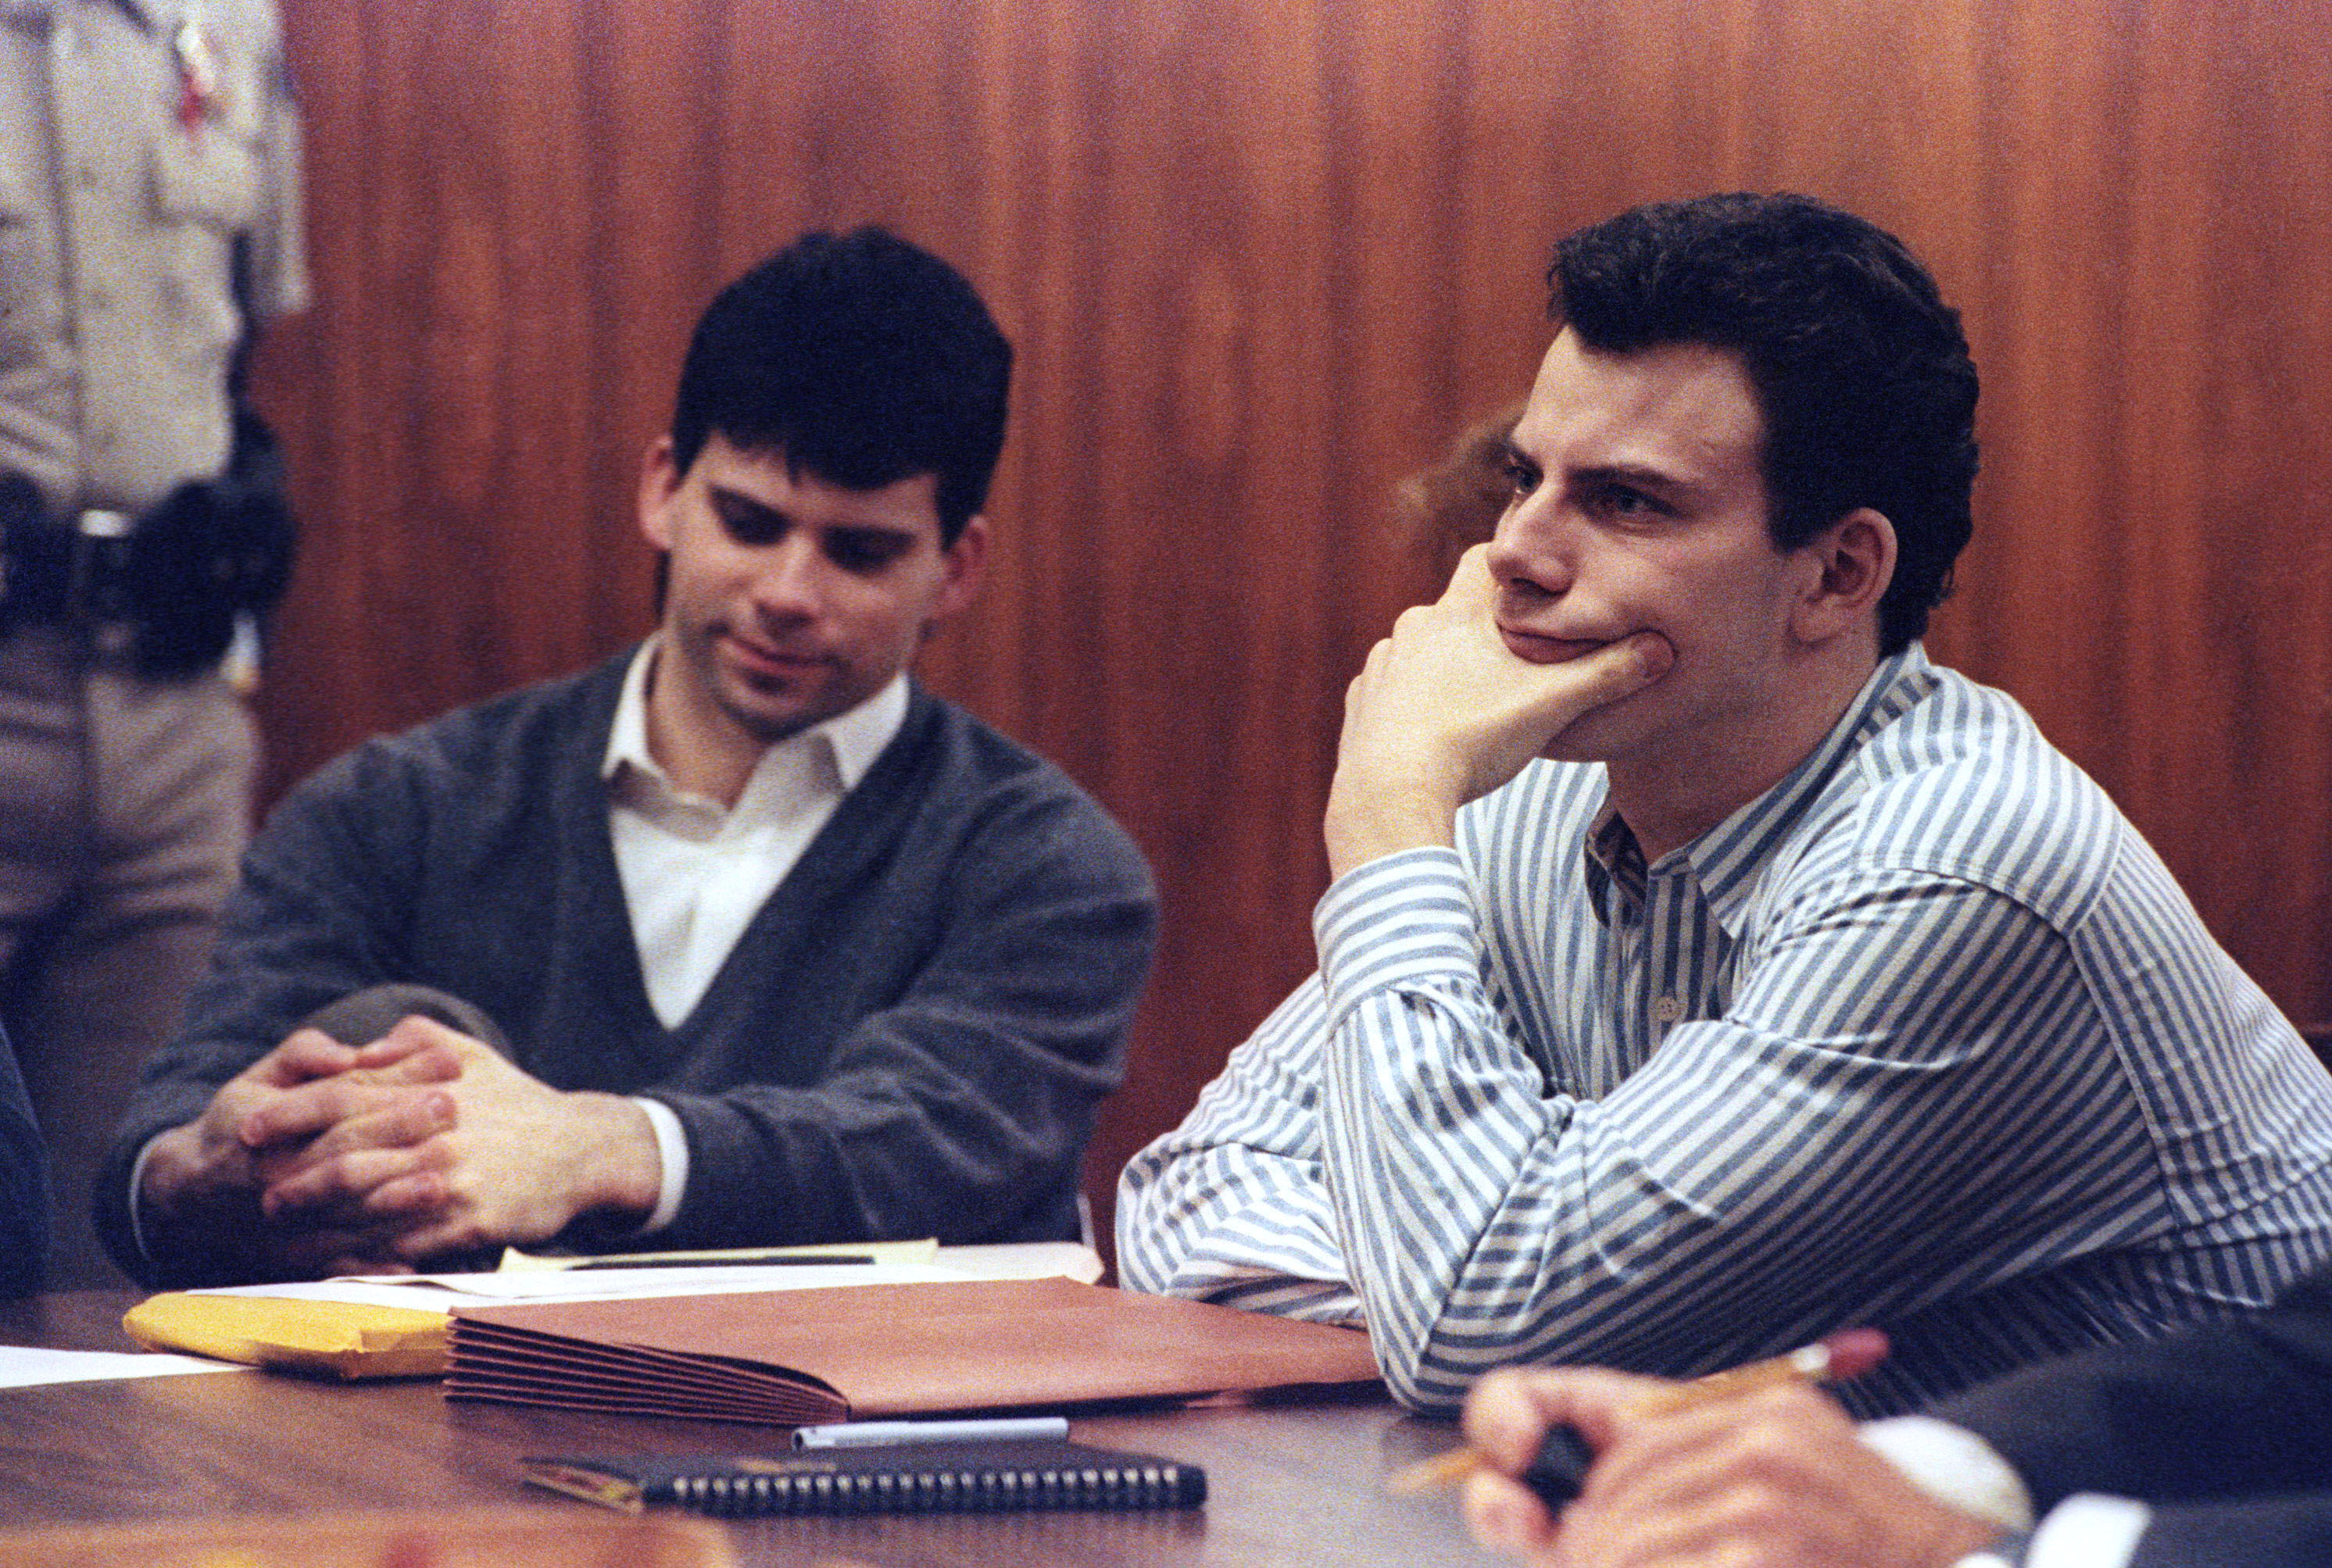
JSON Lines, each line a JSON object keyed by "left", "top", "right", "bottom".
{"left": 671, "top": 1459, "right": 1206, "bottom": 1516}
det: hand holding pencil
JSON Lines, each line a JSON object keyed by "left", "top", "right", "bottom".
{"left": 1445, "top": 1330, "right": 2004, "bottom": 1568}
{"left": 1391, "top": 1328, "right": 1891, "bottom": 1502}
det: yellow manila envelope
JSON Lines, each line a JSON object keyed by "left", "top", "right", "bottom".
{"left": 123, "top": 1292, "right": 450, "bottom": 1380}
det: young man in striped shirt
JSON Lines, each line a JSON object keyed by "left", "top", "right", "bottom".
{"left": 1117, "top": 193, "right": 2332, "bottom": 1418}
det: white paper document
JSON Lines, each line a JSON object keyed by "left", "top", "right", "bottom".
{"left": 195, "top": 1261, "right": 972, "bottom": 1312}
{"left": 184, "top": 1239, "right": 1107, "bottom": 1313}
{"left": 0, "top": 1345, "right": 249, "bottom": 1389}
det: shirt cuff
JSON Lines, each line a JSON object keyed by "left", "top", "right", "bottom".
{"left": 629, "top": 1097, "right": 689, "bottom": 1235}
{"left": 1951, "top": 1545, "right": 2026, "bottom": 1568}
{"left": 1312, "top": 845, "right": 1481, "bottom": 1028}
{"left": 127, "top": 1132, "right": 166, "bottom": 1267}
{"left": 1859, "top": 1415, "right": 2037, "bottom": 1534}
{"left": 2023, "top": 1495, "right": 2151, "bottom": 1568}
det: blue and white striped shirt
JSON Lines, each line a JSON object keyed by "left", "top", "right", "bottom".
{"left": 1118, "top": 648, "right": 2332, "bottom": 1416}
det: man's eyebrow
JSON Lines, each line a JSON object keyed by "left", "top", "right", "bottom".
{"left": 1575, "top": 462, "right": 1686, "bottom": 486}
{"left": 1498, "top": 438, "right": 1693, "bottom": 490}
{"left": 1561, "top": 461, "right": 1703, "bottom": 498}
{"left": 708, "top": 484, "right": 785, "bottom": 517}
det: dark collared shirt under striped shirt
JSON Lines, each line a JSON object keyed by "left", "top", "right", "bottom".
{"left": 1118, "top": 647, "right": 2332, "bottom": 1416}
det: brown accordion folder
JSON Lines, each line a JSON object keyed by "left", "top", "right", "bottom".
{"left": 446, "top": 1275, "right": 1382, "bottom": 1425}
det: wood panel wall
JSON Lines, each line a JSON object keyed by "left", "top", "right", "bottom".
{"left": 253, "top": 0, "right": 2332, "bottom": 1250}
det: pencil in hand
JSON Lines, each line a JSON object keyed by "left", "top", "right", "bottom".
{"left": 1386, "top": 1327, "right": 1890, "bottom": 1505}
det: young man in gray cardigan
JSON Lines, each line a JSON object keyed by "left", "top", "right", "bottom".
{"left": 98, "top": 229, "right": 1158, "bottom": 1287}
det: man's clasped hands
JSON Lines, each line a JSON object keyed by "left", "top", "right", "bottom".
{"left": 138, "top": 1017, "right": 659, "bottom": 1277}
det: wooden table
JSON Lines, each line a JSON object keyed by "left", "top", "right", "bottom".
{"left": 0, "top": 1292, "right": 1497, "bottom": 1566}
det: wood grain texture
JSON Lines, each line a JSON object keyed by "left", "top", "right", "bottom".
{"left": 251, "top": 0, "right": 2332, "bottom": 1252}
{"left": 0, "top": 1378, "right": 1456, "bottom": 1565}
{"left": 0, "top": 1294, "right": 1454, "bottom": 1568}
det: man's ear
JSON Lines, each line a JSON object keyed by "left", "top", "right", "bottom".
{"left": 927, "top": 515, "right": 989, "bottom": 626}
{"left": 636, "top": 436, "right": 685, "bottom": 552}
{"left": 1792, "top": 507, "right": 1896, "bottom": 646}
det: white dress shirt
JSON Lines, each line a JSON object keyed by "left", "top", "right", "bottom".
{"left": 604, "top": 638, "right": 908, "bottom": 1231}
{"left": 1117, "top": 647, "right": 2332, "bottom": 1416}
{"left": 1866, "top": 1415, "right": 2151, "bottom": 1568}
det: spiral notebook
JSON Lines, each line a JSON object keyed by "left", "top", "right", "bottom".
{"left": 523, "top": 1439, "right": 1207, "bottom": 1516}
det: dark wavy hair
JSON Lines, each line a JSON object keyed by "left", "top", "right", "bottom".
{"left": 671, "top": 227, "right": 1011, "bottom": 545}
{"left": 1549, "top": 194, "right": 1979, "bottom": 654}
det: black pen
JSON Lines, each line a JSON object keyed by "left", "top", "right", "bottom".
{"left": 566, "top": 1252, "right": 878, "bottom": 1272}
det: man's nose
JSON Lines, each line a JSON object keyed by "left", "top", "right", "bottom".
{"left": 1485, "top": 493, "right": 1576, "bottom": 605}
{"left": 747, "top": 537, "right": 825, "bottom": 620}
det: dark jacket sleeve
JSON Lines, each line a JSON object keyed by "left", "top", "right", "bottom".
{"left": 92, "top": 742, "right": 424, "bottom": 1285}
{"left": 2126, "top": 1495, "right": 2332, "bottom": 1568}
{"left": 1929, "top": 1264, "right": 2332, "bottom": 1568}
{"left": 0, "top": 1021, "right": 54, "bottom": 1295}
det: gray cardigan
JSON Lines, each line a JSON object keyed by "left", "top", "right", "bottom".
{"left": 99, "top": 653, "right": 1157, "bottom": 1285}
{"left": 0, "top": 1022, "right": 49, "bottom": 1295}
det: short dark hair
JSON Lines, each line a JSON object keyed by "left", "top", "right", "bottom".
{"left": 1548, "top": 193, "right": 1979, "bottom": 654}
{"left": 670, "top": 227, "right": 1012, "bottom": 545}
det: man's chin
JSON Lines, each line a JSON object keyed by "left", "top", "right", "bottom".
{"left": 714, "top": 684, "right": 830, "bottom": 746}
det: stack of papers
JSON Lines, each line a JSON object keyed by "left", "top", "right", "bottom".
{"left": 117, "top": 1238, "right": 1111, "bottom": 1380}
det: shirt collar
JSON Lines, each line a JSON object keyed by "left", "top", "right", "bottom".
{"left": 1583, "top": 645, "right": 1940, "bottom": 936}
{"left": 1581, "top": 802, "right": 1640, "bottom": 927}
{"left": 822, "top": 670, "right": 912, "bottom": 791}
{"left": 600, "top": 636, "right": 910, "bottom": 800}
